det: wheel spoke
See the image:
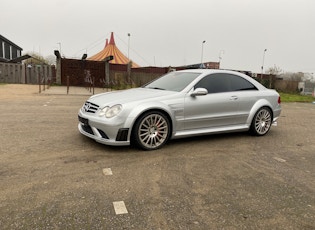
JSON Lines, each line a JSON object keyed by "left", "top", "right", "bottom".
{"left": 152, "top": 136, "right": 157, "bottom": 146}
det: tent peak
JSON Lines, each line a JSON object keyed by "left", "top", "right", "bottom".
{"left": 109, "top": 32, "right": 115, "bottom": 45}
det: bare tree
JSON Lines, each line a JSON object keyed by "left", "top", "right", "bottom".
{"left": 45, "top": 55, "right": 56, "bottom": 65}
{"left": 279, "top": 72, "right": 303, "bottom": 81}
{"left": 23, "top": 52, "right": 49, "bottom": 65}
{"left": 266, "top": 65, "right": 283, "bottom": 75}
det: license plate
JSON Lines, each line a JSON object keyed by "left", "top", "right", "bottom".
{"left": 78, "top": 116, "right": 89, "bottom": 126}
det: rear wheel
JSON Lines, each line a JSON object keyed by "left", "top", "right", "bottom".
{"left": 250, "top": 107, "right": 272, "bottom": 136}
{"left": 132, "top": 111, "right": 171, "bottom": 150}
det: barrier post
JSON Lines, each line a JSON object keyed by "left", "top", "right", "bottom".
{"left": 93, "top": 76, "right": 95, "bottom": 95}
{"left": 67, "top": 76, "right": 70, "bottom": 94}
{"left": 38, "top": 72, "right": 41, "bottom": 93}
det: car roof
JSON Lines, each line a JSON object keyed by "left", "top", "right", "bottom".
{"left": 176, "top": 69, "right": 243, "bottom": 75}
{"left": 176, "top": 69, "right": 266, "bottom": 90}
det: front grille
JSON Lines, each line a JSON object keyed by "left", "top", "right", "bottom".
{"left": 82, "top": 101, "right": 99, "bottom": 113}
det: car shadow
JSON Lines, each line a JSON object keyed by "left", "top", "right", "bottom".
{"left": 77, "top": 131, "right": 251, "bottom": 155}
{"left": 169, "top": 131, "right": 249, "bottom": 146}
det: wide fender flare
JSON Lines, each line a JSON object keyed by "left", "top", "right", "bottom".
{"left": 246, "top": 99, "right": 273, "bottom": 125}
{"left": 123, "top": 102, "right": 175, "bottom": 136}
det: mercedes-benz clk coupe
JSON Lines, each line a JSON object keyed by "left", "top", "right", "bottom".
{"left": 78, "top": 69, "right": 281, "bottom": 150}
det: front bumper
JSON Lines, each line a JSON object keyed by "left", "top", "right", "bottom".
{"left": 78, "top": 111, "right": 130, "bottom": 146}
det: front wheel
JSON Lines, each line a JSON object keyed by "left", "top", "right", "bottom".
{"left": 250, "top": 107, "right": 272, "bottom": 136}
{"left": 132, "top": 111, "right": 171, "bottom": 150}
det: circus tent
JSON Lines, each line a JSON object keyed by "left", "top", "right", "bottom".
{"left": 87, "top": 32, "right": 140, "bottom": 68}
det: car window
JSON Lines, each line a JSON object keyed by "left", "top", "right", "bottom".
{"left": 194, "top": 74, "right": 230, "bottom": 93}
{"left": 144, "top": 72, "right": 201, "bottom": 92}
{"left": 194, "top": 73, "right": 257, "bottom": 94}
{"left": 229, "top": 74, "right": 257, "bottom": 91}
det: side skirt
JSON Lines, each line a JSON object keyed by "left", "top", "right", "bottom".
{"left": 172, "top": 124, "right": 249, "bottom": 139}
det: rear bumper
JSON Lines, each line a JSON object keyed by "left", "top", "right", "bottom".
{"left": 272, "top": 106, "right": 281, "bottom": 126}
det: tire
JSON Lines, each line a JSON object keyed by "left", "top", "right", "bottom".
{"left": 250, "top": 107, "right": 272, "bottom": 136}
{"left": 132, "top": 111, "right": 171, "bottom": 150}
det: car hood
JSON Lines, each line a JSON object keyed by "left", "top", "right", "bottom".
{"left": 87, "top": 88, "right": 178, "bottom": 107}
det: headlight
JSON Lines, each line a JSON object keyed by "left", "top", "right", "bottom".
{"left": 99, "top": 104, "right": 122, "bottom": 118}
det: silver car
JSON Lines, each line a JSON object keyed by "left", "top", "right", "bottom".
{"left": 78, "top": 69, "right": 281, "bottom": 150}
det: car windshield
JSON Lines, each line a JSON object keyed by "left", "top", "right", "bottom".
{"left": 144, "top": 72, "right": 201, "bottom": 92}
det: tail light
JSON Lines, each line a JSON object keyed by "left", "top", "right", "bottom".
{"left": 278, "top": 96, "right": 281, "bottom": 104}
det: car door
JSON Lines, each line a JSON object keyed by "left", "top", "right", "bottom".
{"left": 184, "top": 73, "right": 241, "bottom": 130}
{"left": 227, "top": 73, "right": 259, "bottom": 124}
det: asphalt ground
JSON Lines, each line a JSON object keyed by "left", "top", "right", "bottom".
{"left": 0, "top": 84, "right": 315, "bottom": 229}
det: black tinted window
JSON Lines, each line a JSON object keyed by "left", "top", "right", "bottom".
{"left": 229, "top": 74, "right": 257, "bottom": 91}
{"left": 194, "top": 73, "right": 257, "bottom": 93}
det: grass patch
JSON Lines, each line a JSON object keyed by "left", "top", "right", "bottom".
{"left": 280, "top": 92, "right": 315, "bottom": 103}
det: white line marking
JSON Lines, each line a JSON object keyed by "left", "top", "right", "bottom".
{"left": 103, "top": 168, "right": 113, "bottom": 175}
{"left": 273, "top": 157, "right": 286, "bottom": 163}
{"left": 113, "top": 201, "right": 128, "bottom": 215}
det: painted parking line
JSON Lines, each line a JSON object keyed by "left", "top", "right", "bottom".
{"left": 102, "top": 169, "right": 128, "bottom": 215}
{"left": 43, "top": 101, "right": 52, "bottom": 107}
{"left": 113, "top": 201, "right": 128, "bottom": 215}
{"left": 103, "top": 168, "right": 113, "bottom": 175}
{"left": 273, "top": 157, "right": 286, "bottom": 163}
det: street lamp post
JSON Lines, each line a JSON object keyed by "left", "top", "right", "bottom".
{"left": 201, "top": 40, "right": 206, "bottom": 68}
{"left": 219, "top": 50, "right": 225, "bottom": 69}
{"left": 127, "top": 33, "right": 131, "bottom": 84}
{"left": 261, "top": 48, "right": 267, "bottom": 79}
{"left": 57, "top": 42, "right": 61, "bottom": 56}
{"left": 127, "top": 33, "right": 130, "bottom": 61}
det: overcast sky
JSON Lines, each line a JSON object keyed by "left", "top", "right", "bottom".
{"left": 1, "top": 0, "right": 314, "bottom": 74}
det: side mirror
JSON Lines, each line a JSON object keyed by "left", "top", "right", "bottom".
{"left": 191, "top": 88, "right": 208, "bottom": 96}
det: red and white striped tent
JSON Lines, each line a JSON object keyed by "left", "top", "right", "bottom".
{"left": 88, "top": 32, "right": 140, "bottom": 68}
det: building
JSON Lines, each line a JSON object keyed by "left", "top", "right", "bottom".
{"left": 0, "top": 34, "right": 23, "bottom": 62}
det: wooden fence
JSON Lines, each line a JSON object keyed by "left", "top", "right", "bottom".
{"left": 59, "top": 58, "right": 171, "bottom": 88}
{"left": 0, "top": 62, "right": 56, "bottom": 84}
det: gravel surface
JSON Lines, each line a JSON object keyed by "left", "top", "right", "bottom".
{"left": 0, "top": 84, "right": 315, "bottom": 229}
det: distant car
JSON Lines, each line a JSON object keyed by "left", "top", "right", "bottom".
{"left": 78, "top": 69, "right": 281, "bottom": 150}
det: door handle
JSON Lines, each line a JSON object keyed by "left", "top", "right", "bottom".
{"left": 230, "top": 96, "right": 238, "bottom": 100}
